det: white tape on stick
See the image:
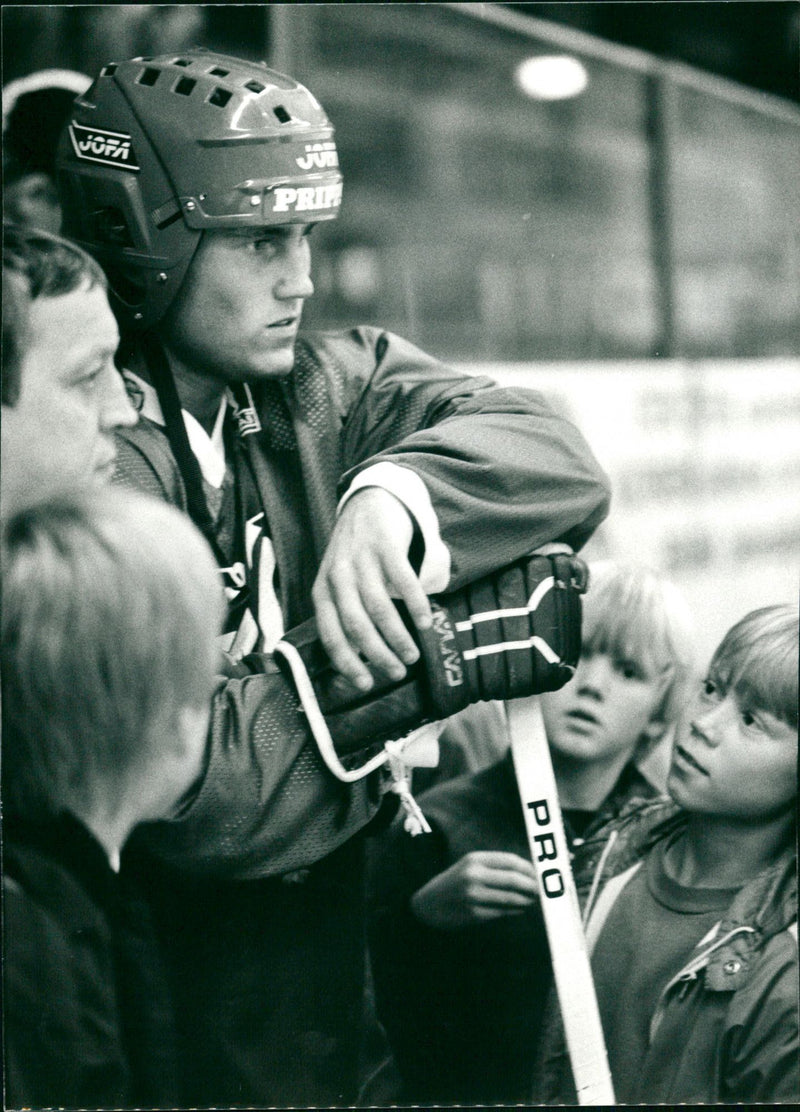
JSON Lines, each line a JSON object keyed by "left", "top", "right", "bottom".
{"left": 505, "top": 695, "right": 615, "bottom": 1106}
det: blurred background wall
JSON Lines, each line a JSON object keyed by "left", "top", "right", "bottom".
{"left": 3, "top": 2, "right": 799, "bottom": 662}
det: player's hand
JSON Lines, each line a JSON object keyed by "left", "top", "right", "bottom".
{"left": 410, "top": 851, "right": 539, "bottom": 929}
{"left": 312, "top": 487, "right": 433, "bottom": 692}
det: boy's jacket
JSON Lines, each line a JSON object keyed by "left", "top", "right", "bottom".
{"left": 532, "top": 800, "right": 799, "bottom": 1104}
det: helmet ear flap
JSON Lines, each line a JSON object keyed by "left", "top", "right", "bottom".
{"left": 88, "top": 206, "right": 136, "bottom": 249}
{"left": 58, "top": 162, "right": 202, "bottom": 328}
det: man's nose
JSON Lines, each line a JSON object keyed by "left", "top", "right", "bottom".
{"left": 274, "top": 240, "right": 314, "bottom": 301}
{"left": 101, "top": 367, "right": 138, "bottom": 430}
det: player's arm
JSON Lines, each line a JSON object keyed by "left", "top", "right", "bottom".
{"left": 312, "top": 326, "right": 610, "bottom": 688}
{"left": 130, "top": 668, "right": 387, "bottom": 879}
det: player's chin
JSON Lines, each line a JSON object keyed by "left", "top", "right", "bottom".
{"left": 243, "top": 349, "right": 296, "bottom": 380}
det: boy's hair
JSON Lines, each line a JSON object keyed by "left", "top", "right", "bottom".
{"left": 1, "top": 488, "right": 224, "bottom": 822}
{"left": 710, "top": 604, "right": 799, "bottom": 731}
{"left": 2, "top": 222, "right": 107, "bottom": 406}
{"left": 583, "top": 561, "right": 695, "bottom": 735}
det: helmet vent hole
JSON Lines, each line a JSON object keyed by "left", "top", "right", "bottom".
{"left": 244, "top": 80, "right": 266, "bottom": 94}
{"left": 208, "top": 87, "right": 233, "bottom": 108}
{"left": 101, "top": 64, "right": 117, "bottom": 77}
{"left": 138, "top": 67, "right": 161, "bottom": 87}
{"left": 173, "top": 58, "right": 193, "bottom": 68}
{"left": 273, "top": 105, "right": 291, "bottom": 123}
{"left": 174, "top": 77, "right": 197, "bottom": 96}
{"left": 209, "top": 67, "right": 230, "bottom": 77}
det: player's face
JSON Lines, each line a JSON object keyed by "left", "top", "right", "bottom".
{"left": 1, "top": 282, "right": 136, "bottom": 516}
{"left": 160, "top": 225, "right": 315, "bottom": 383}
{"left": 668, "top": 672, "right": 797, "bottom": 819}
{"left": 541, "top": 647, "right": 667, "bottom": 767}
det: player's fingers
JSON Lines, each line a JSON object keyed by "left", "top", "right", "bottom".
{"left": 318, "top": 568, "right": 409, "bottom": 684}
{"left": 313, "top": 589, "right": 374, "bottom": 692}
{"left": 384, "top": 551, "right": 433, "bottom": 634}
{"left": 355, "top": 568, "right": 419, "bottom": 672}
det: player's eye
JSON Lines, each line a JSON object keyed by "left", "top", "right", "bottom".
{"left": 250, "top": 235, "right": 278, "bottom": 254}
{"left": 617, "top": 658, "right": 642, "bottom": 680}
{"left": 701, "top": 677, "right": 719, "bottom": 698}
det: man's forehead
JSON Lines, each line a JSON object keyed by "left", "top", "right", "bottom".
{"left": 27, "top": 286, "right": 119, "bottom": 367}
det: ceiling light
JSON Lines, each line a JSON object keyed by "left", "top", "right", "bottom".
{"left": 515, "top": 55, "right": 589, "bottom": 100}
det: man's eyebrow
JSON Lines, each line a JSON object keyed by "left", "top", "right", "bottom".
{"left": 63, "top": 342, "right": 120, "bottom": 376}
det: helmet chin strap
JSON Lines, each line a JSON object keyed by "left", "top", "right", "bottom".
{"left": 139, "top": 330, "right": 228, "bottom": 567}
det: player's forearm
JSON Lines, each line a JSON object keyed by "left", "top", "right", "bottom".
{"left": 342, "top": 403, "right": 610, "bottom": 586}
{"left": 134, "top": 671, "right": 386, "bottom": 878}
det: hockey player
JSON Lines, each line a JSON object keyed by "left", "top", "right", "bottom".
{"left": 55, "top": 50, "right": 611, "bottom": 1106}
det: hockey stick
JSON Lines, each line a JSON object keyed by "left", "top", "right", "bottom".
{"left": 505, "top": 695, "right": 615, "bottom": 1105}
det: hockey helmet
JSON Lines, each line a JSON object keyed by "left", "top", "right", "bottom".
{"left": 56, "top": 50, "right": 342, "bottom": 328}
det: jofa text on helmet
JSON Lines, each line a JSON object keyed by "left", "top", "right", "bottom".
{"left": 69, "top": 123, "right": 140, "bottom": 172}
{"left": 295, "top": 142, "right": 339, "bottom": 171}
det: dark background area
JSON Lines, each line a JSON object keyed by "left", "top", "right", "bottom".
{"left": 508, "top": 1, "right": 800, "bottom": 103}
{"left": 3, "top": 3, "right": 798, "bottom": 104}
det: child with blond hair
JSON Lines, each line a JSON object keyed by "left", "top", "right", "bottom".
{"left": 534, "top": 603, "right": 798, "bottom": 1104}
{"left": 2, "top": 487, "right": 224, "bottom": 1108}
{"left": 367, "top": 560, "right": 695, "bottom": 1104}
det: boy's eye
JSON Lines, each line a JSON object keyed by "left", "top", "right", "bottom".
{"left": 617, "top": 659, "right": 642, "bottom": 680}
{"left": 741, "top": 709, "right": 756, "bottom": 727}
{"left": 701, "top": 678, "right": 720, "bottom": 699}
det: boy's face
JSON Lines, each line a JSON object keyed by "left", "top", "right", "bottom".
{"left": 1, "top": 282, "right": 136, "bottom": 516}
{"left": 668, "top": 673, "right": 797, "bottom": 818}
{"left": 541, "top": 647, "right": 667, "bottom": 767}
{"left": 160, "top": 224, "right": 315, "bottom": 384}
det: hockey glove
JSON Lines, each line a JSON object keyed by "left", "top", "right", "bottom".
{"left": 273, "top": 548, "right": 587, "bottom": 782}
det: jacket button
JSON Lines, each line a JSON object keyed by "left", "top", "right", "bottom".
{"left": 723, "top": 959, "right": 741, "bottom": 975}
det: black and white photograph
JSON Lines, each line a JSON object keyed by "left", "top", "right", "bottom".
{"left": 2, "top": 3, "right": 799, "bottom": 1108}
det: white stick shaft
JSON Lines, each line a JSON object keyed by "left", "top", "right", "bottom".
{"left": 506, "top": 696, "right": 615, "bottom": 1106}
